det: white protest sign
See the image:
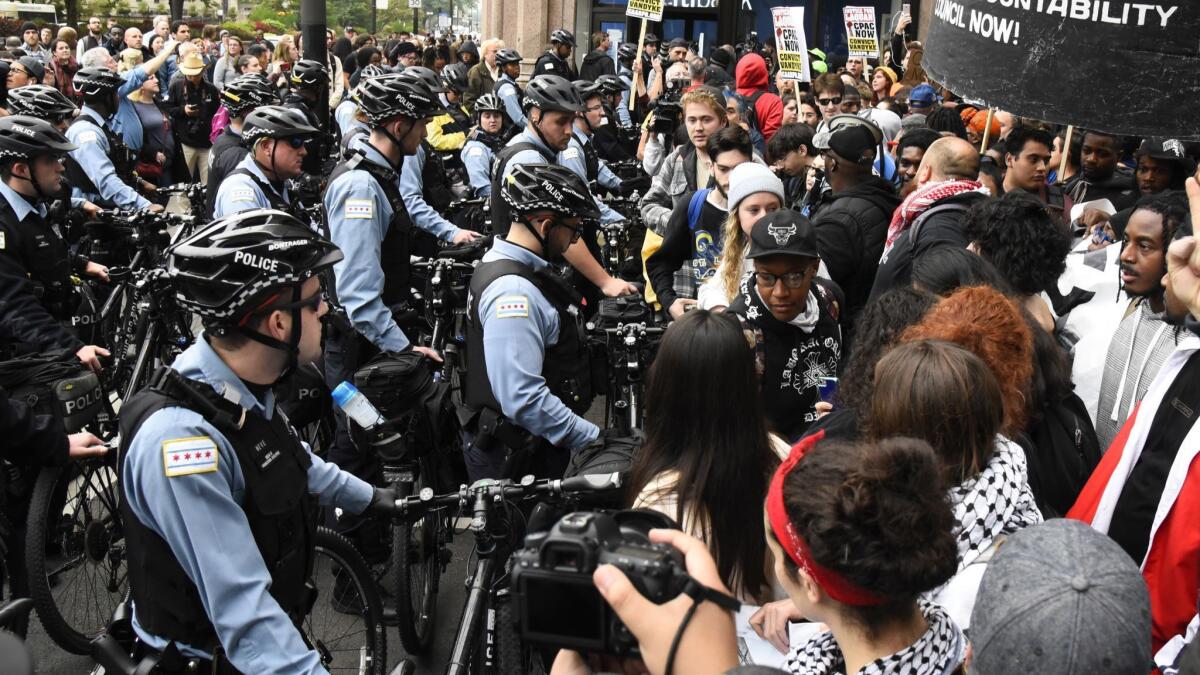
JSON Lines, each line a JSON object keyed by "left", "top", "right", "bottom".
{"left": 626, "top": 0, "right": 664, "bottom": 23}
{"left": 843, "top": 6, "right": 878, "bottom": 57}
{"left": 772, "top": 6, "right": 810, "bottom": 82}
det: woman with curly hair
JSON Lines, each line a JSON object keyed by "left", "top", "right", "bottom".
{"left": 752, "top": 432, "right": 965, "bottom": 671}
{"left": 964, "top": 191, "right": 1073, "bottom": 332}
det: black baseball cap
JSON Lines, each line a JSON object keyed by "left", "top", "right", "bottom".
{"left": 814, "top": 114, "right": 881, "bottom": 165}
{"left": 644, "top": 33, "right": 659, "bottom": 45}
{"left": 748, "top": 211, "right": 819, "bottom": 260}
{"left": 668, "top": 37, "right": 688, "bottom": 50}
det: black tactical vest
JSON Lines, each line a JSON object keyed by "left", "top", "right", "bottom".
{"left": 0, "top": 198, "right": 76, "bottom": 319}
{"left": 118, "top": 367, "right": 316, "bottom": 652}
{"left": 466, "top": 258, "right": 593, "bottom": 427}
{"left": 488, "top": 141, "right": 557, "bottom": 236}
{"left": 327, "top": 149, "right": 412, "bottom": 309}
{"left": 578, "top": 134, "right": 600, "bottom": 184}
{"left": 63, "top": 115, "right": 135, "bottom": 207}
{"left": 420, "top": 140, "right": 454, "bottom": 214}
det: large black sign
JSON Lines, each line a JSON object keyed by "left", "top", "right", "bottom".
{"left": 923, "top": 0, "right": 1200, "bottom": 139}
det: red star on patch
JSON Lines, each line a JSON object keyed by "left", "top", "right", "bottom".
{"left": 172, "top": 455, "right": 180, "bottom": 461}
{"left": 184, "top": 453, "right": 191, "bottom": 460}
{"left": 206, "top": 451, "right": 213, "bottom": 458}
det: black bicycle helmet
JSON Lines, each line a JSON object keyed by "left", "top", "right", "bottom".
{"left": 73, "top": 66, "right": 123, "bottom": 100}
{"left": 396, "top": 65, "right": 446, "bottom": 94}
{"left": 355, "top": 73, "right": 444, "bottom": 125}
{"left": 522, "top": 74, "right": 585, "bottom": 113}
{"left": 168, "top": 209, "right": 343, "bottom": 325}
{"left": 441, "top": 63, "right": 468, "bottom": 94}
{"left": 494, "top": 48, "right": 522, "bottom": 67}
{"left": 573, "top": 79, "right": 603, "bottom": 102}
{"left": 501, "top": 162, "right": 600, "bottom": 222}
{"left": 549, "top": 29, "right": 576, "bottom": 48}
{"left": 7, "top": 84, "right": 77, "bottom": 122}
{"left": 0, "top": 115, "right": 76, "bottom": 161}
{"left": 221, "top": 74, "right": 278, "bottom": 116}
{"left": 616, "top": 43, "right": 637, "bottom": 61}
{"left": 289, "top": 59, "right": 329, "bottom": 88}
{"left": 596, "top": 74, "right": 628, "bottom": 95}
{"left": 241, "top": 105, "right": 319, "bottom": 144}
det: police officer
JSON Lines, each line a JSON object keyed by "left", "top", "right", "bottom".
{"left": 396, "top": 67, "right": 482, "bottom": 253}
{"left": 492, "top": 48, "right": 525, "bottom": 129}
{"left": 120, "top": 209, "right": 395, "bottom": 674}
{"left": 283, "top": 59, "right": 332, "bottom": 176}
{"left": 426, "top": 63, "right": 471, "bottom": 152}
{"left": 65, "top": 67, "right": 159, "bottom": 212}
{"left": 465, "top": 162, "right": 600, "bottom": 481}
{"left": 491, "top": 75, "right": 637, "bottom": 299}
{"left": 565, "top": 80, "right": 624, "bottom": 199}
{"left": 322, "top": 73, "right": 446, "bottom": 498}
{"left": 534, "top": 29, "right": 578, "bottom": 80}
{"left": 615, "top": 43, "right": 638, "bottom": 128}
{"left": 212, "top": 106, "right": 316, "bottom": 219}
{"left": 7, "top": 85, "right": 104, "bottom": 218}
{"left": 334, "top": 64, "right": 387, "bottom": 140}
{"left": 206, "top": 74, "right": 278, "bottom": 219}
{"left": 0, "top": 116, "right": 110, "bottom": 371}
{"left": 460, "top": 94, "right": 508, "bottom": 198}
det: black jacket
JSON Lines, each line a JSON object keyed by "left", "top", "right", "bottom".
{"left": 811, "top": 176, "right": 899, "bottom": 324}
{"left": 1064, "top": 168, "right": 1137, "bottom": 212}
{"left": 165, "top": 77, "right": 220, "bottom": 148}
{"left": 579, "top": 48, "right": 616, "bottom": 82}
{"left": 533, "top": 51, "right": 577, "bottom": 80}
{"left": 869, "top": 190, "right": 987, "bottom": 301}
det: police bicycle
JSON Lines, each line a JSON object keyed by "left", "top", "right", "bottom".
{"left": 153, "top": 183, "right": 208, "bottom": 220}
{"left": 597, "top": 194, "right": 647, "bottom": 282}
{"left": 588, "top": 318, "right": 664, "bottom": 435}
{"left": 388, "top": 472, "right": 624, "bottom": 675}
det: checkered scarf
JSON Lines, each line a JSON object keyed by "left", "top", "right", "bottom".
{"left": 947, "top": 437, "right": 1043, "bottom": 570}
{"left": 883, "top": 179, "right": 987, "bottom": 256}
{"left": 784, "top": 600, "right": 965, "bottom": 675}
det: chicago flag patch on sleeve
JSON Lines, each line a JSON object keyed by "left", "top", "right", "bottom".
{"left": 345, "top": 198, "right": 374, "bottom": 219}
{"left": 496, "top": 295, "right": 529, "bottom": 318}
{"left": 163, "top": 437, "right": 219, "bottom": 477}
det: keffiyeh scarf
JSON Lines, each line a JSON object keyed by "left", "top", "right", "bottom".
{"left": 785, "top": 601, "right": 965, "bottom": 675}
{"left": 948, "top": 437, "right": 1043, "bottom": 569}
{"left": 883, "top": 179, "right": 988, "bottom": 256}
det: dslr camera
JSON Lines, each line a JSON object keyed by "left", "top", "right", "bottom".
{"left": 511, "top": 511, "right": 686, "bottom": 657}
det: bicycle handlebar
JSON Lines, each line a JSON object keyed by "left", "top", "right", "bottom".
{"left": 391, "top": 472, "right": 624, "bottom": 521}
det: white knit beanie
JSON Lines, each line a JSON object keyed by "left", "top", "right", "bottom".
{"left": 726, "top": 162, "right": 785, "bottom": 212}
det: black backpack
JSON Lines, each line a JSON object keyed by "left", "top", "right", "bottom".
{"left": 1020, "top": 391, "right": 1101, "bottom": 518}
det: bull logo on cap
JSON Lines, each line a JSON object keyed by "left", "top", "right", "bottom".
{"left": 768, "top": 224, "right": 796, "bottom": 246}
{"left": 1164, "top": 139, "right": 1185, "bottom": 158}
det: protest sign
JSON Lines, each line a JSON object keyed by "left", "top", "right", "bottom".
{"left": 626, "top": 0, "right": 664, "bottom": 22}
{"left": 924, "top": 0, "right": 1200, "bottom": 139}
{"left": 843, "top": 6, "right": 878, "bottom": 58}
{"left": 772, "top": 6, "right": 810, "bottom": 82}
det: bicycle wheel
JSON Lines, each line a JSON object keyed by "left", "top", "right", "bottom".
{"left": 390, "top": 464, "right": 448, "bottom": 655}
{"left": 493, "top": 592, "right": 546, "bottom": 675}
{"left": 0, "top": 511, "right": 28, "bottom": 638}
{"left": 307, "top": 527, "right": 387, "bottom": 675}
{"left": 25, "top": 458, "right": 126, "bottom": 654}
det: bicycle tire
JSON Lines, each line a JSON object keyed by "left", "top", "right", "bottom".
{"left": 307, "top": 527, "right": 387, "bottom": 675}
{"left": 493, "top": 594, "right": 546, "bottom": 675}
{"left": 390, "top": 465, "right": 446, "bottom": 654}
{"left": 0, "top": 510, "right": 28, "bottom": 638}
{"left": 25, "top": 459, "right": 126, "bottom": 654}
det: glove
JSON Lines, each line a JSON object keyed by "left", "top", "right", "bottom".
{"left": 368, "top": 487, "right": 399, "bottom": 515}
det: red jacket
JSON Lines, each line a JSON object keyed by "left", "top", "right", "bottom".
{"left": 734, "top": 54, "right": 783, "bottom": 143}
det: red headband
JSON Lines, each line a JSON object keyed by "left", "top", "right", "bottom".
{"left": 767, "top": 430, "right": 886, "bottom": 606}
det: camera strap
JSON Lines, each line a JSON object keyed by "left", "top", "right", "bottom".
{"left": 665, "top": 577, "right": 741, "bottom": 675}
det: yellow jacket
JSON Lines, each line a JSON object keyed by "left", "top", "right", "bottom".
{"left": 426, "top": 104, "right": 470, "bottom": 151}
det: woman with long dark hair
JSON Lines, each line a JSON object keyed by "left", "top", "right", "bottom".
{"left": 49, "top": 38, "right": 79, "bottom": 102}
{"left": 627, "top": 309, "right": 786, "bottom": 602}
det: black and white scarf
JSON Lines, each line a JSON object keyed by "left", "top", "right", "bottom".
{"left": 784, "top": 600, "right": 965, "bottom": 675}
{"left": 948, "top": 437, "right": 1043, "bottom": 569}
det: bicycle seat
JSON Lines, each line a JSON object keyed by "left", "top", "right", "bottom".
{"left": 437, "top": 237, "right": 492, "bottom": 262}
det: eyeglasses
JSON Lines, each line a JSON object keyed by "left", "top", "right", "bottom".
{"left": 754, "top": 271, "right": 809, "bottom": 289}
{"left": 10, "top": 65, "right": 28, "bottom": 78}
{"left": 273, "top": 287, "right": 327, "bottom": 313}
{"left": 283, "top": 135, "right": 309, "bottom": 149}
{"left": 585, "top": 104, "right": 603, "bottom": 113}
{"left": 817, "top": 97, "right": 841, "bottom": 107}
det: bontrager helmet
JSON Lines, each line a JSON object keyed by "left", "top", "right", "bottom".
{"left": 595, "top": 74, "right": 628, "bottom": 95}
{"left": 522, "top": 75, "right": 584, "bottom": 114}
{"left": 501, "top": 163, "right": 600, "bottom": 222}
{"left": 441, "top": 63, "right": 468, "bottom": 94}
{"left": 0, "top": 115, "right": 77, "bottom": 161}
{"left": 73, "top": 66, "right": 123, "bottom": 100}
{"left": 494, "top": 48, "right": 521, "bottom": 67}
{"left": 355, "top": 73, "right": 443, "bottom": 125}
{"left": 549, "top": 29, "right": 575, "bottom": 48}
{"left": 7, "top": 85, "right": 77, "bottom": 123}
{"left": 572, "top": 79, "right": 603, "bottom": 102}
{"left": 168, "top": 209, "right": 343, "bottom": 326}
{"left": 241, "top": 105, "right": 319, "bottom": 144}
{"left": 357, "top": 63, "right": 389, "bottom": 82}
{"left": 396, "top": 65, "right": 446, "bottom": 94}
{"left": 474, "top": 94, "right": 503, "bottom": 114}
{"left": 616, "top": 43, "right": 637, "bottom": 61}
{"left": 221, "top": 75, "right": 278, "bottom": 116}
{"left": 289, "top": 59, "right": 330, "bottom": 88}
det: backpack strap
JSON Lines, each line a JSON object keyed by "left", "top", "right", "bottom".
{"left": 907, "top": 201, "right": 971, "bottom": 248}
{"left": 687, "top": 188, "right": 711, "bottom": 234}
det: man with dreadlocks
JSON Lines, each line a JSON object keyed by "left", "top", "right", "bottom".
{"left": 1093, "top": 194, "right": 1190, "bottom": 449}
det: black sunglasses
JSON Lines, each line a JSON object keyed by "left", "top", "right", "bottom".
{"left": 817, "top": 97, "right": 841, "bottom": 106}
{"left": 283, "top": 135, "right": 309, "bottom": 149}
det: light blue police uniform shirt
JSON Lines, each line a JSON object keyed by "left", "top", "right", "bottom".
{"left": 561, "top": 129, "right": 623, "bottom": 224}
{"left": 475, "top": 238, "right": 600, "bottom": 451}
{"left": 399, "top": 144, "right": 463, "bottom": 242}
{"left": 460, "top": 137, "right": 494, "bottom": 198}
{"left": 66, "top": 107, "right": 151, "bottom": 209}
{"left": 123, "top": 337, "right": 373, "bottom": 674}
{"left": 212, "top": 153, "right": 290, "bottom": 219}
{"left": 495, "top": 74, "right": 526, "bottom": 128}
{"left": 333, "top": 99, "right": 365, "bottom": 138}
{"left": 617, "top": 68, "right": 634, "bottom": 127}
{"left": 324, "top": 136, "right": 413, "bottom": 353}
